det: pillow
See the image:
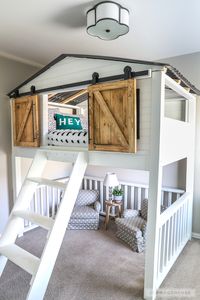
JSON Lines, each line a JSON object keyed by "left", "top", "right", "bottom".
{"left": 54, "top": 114, "right": 83, "bottom": 130}
{"left": 140, "top": 198, "right": 148, "bottom": 221}
{"left": 75, "top": 190, "right": 99, "bottom": 206}
{"left": 48, "top": 108, "right": 59, "bottom": 131}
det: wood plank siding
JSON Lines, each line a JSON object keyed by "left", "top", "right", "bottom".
{"left": 12, "top": 95, "right": 40, "bottom": 147}
{"left": 88, "top": 79, "right": 137, "bottom": 153}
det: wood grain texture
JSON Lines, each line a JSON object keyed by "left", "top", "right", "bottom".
{"left": 88, "top": 79, "right": 137, "bottom": 153}
{"left": 88, "top": 91, "right": 94, "bottom": 151}
{"left": 94, "top": 91, "right": 128, "bottom": 146}
{"left": 16, "top": 101, "right": 32, "bottom": 142}
{"left": 12, "top": 95, "right": 40, "bottom": 147}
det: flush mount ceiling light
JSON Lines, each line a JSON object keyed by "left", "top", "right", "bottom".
{"left": 86, "top": 1, "right": 129, "bottom": 40}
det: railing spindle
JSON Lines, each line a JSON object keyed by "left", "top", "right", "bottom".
{"left": 123, "top": 185, "right": 128, "bottom": 209}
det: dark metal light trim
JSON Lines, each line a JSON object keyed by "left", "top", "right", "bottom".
{"left": 86, "top": 1, "right": 130, "bottom": 40}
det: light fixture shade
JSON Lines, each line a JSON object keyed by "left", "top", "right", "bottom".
{"left": 103, "top": 172, "right": 119, "bottom": 187}
{"left": 87, "top": 1, "right": 129, "bottom": 40}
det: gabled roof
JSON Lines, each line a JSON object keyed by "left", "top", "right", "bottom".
{"left": 7, "top": 54, "right": 200, "bottom": 97}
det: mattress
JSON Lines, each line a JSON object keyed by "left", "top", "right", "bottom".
{"left": 47, "top": 130, "right": 88, "bottom": 147}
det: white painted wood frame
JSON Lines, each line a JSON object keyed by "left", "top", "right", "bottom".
{"left": 144, "top": 71, "right": 196, "bottom": 300}
{"left": 9, "top": 66, "right": 196, "bottom": 300}
{"left": 144, "top": 70, "right": 165, "bottom": 300}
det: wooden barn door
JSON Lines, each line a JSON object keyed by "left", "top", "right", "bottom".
{"left": 88, "top": 79, "right": 137, "bottom": 153}
{"left": 12, "top": 95, "right": 40, "bottom": 147}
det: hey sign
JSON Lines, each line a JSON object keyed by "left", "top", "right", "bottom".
{"left": 54, "top": 114, "right": 83, "bottom": 130}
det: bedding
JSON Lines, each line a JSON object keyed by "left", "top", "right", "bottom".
{"left": 47, "top": 129, "right": 88, "bottom": 147}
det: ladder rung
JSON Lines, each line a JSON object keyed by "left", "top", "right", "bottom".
{"left": 27, "top": 177, "right": 66, "bottom": 189}
{"left": 13, "top": 211, "right": 54, "bottom": 231}
{"left": 0, "top": 244, "right": 40, "bottom": 275}
{"left": 39, "top": 148, "right": 80, "bottom": 162}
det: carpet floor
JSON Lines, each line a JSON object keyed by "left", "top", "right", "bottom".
{"left": 0, "top": 220, "right": 199, "bottom": 300}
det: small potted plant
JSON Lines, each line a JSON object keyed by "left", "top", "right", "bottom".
{"left": 112, "top": 187, "right": 123, "bottom": 202}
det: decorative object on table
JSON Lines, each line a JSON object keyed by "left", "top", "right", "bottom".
{"left": 112, "top": 187, "right": 123, "bottom": 202}
{"left": 103, "top": 172, "right": 119, "bottom": 202}
{"left": 86, "top": 1, "right": 130, "bottom": 40}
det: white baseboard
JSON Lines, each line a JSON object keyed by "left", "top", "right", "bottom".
{"left": 192, "top": 232, "right": 200, "bottom": 239}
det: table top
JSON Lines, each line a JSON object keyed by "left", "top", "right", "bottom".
{"left": 105, "top": 200, "right": 122, "bottom": 206}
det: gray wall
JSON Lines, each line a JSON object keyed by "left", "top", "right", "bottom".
{"left": 160, "top": 51, "right": 200, "bottom": 235}
{"left": 0, "top": 56, "right": 38, "bottom": 233}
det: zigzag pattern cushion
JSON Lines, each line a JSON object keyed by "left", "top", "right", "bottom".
{"left": 47, "top": 130, "right": 88, "bottom": 146}
{"left": 75, "top": 190, "right": 99, "bottom": 206}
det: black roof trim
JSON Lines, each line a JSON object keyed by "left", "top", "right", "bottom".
{"left": 7, "top": 54, "right": 166, "bottom": 97}
{"left": 7, "top": 53, "right": 200, "bottom": 97}
{"left": 8, "top": 54, "right": 66, "bottom": 97}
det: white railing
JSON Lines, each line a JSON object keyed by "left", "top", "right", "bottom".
{"left": 24, "top": 186, "right": 63, "bottom": 232}
{"left": 156, "top": 192, "right": 191, "bottom": 289}
{"left": 24, "top": 175, "right": 184, "bottom": 231}
{"left": 82, "top": 176, "right": 184, "bottom": 213}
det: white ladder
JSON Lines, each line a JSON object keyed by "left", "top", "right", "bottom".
{"left": 0, "top": 149, "right": 88, "bottom": 299}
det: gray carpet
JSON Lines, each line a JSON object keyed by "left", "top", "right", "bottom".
{"left": 157, "top": 238, "right": 200, "bottom": 300}
{"left": 0, "top": 220, "right": 199, "bottom": 300}
{"left": 0, "top": 221, "right": 144, "bottom": 300}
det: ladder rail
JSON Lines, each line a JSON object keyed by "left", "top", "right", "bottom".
{"left": 27, "top": 151, "right": 88, "bottom": 299}
{"left": 0, "top": 150, "right": 88, "bottom": 300}
{"left": 0, "top": 151, "right": 47, "bottom": 248}
{"left": 0, "top": 256, "right": 8, "bottom": 277}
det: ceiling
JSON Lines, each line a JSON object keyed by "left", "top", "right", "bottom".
{"left": 0, "top": 0, "right": 200, "bottom": 67}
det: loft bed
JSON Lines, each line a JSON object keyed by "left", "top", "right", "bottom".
{"left": 7, "top": 54, "right": 199, "bottom": 300}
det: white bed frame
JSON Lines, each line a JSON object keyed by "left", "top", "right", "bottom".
{"left": 10, "top": 56, "right": 196, "bottom": 300}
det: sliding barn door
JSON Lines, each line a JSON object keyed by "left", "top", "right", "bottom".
{"left": 88, "top": 79, "right": 137, "bottom": 153}
{"left": 12, "top": 95, "right": 40, "bottom": 147}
